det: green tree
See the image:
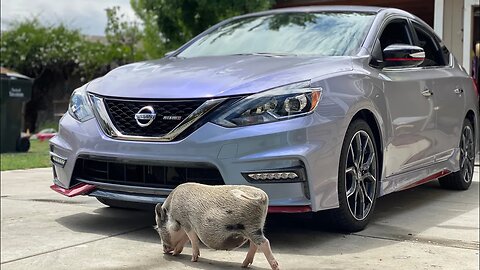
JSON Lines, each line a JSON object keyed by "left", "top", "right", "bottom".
{"left": 0, "top": 7, "right": 146, "bottom": 131}
{"left": 130, "top": 0, "right": 273, "bottom": 54}
{"left": 105, "top": 6, "right": 145, "bottom": 62}
{"left": 0, "top": 19, "right": 83, "bottom": 79}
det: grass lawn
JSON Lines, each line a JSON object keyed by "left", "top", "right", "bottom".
{"left": 1, "top": 140, "right": 51, "bottom": 171}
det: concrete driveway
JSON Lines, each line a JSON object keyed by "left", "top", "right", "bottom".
{"left": 1, "top": 166, "right": 479, "bottom": 270}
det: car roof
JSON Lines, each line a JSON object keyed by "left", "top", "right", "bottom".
{"left": 264, "top": 5, "right": 385, "bottom": 13}
{"left": 236, "top": 6, "right": 416, "bottom": 19}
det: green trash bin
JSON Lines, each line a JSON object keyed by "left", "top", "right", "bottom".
{"left": 0, "top": 67, "right": 33, "bottom": 153}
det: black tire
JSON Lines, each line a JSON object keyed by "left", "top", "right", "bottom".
{"left": 323, "top": 119, "right": 380, "bottom": 232}
{"left": 439, "top": 119, "right": 475, "bottom": 190}
{"left": 16, "top": 137, "right": 30, "bottom": 152}
{"left": 96, "top": 197, "right": 152, "bottom": 210}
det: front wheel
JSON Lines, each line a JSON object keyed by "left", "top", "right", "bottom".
{"left": 324, "top": 119, "right": 380, "bottom": 232}
{"left": 439, "top": 119, "right": 475, "bottom": 190}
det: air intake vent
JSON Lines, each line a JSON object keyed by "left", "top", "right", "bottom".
{"left": 72, "top": 157, "right": 224, "bottom": 189}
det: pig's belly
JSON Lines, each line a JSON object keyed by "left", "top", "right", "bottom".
{"left": 202, "top": 233, "right": 248, "bottom": 251}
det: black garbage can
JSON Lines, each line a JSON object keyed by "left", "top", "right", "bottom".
{"left": 0, "top": 67, "right": 32, "bottom": 153}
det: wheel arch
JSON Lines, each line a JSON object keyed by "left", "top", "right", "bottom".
{"left": 465, "top": 109, "right": 476, "bottom": 133}
{"left": 350, "top": 109, "right": 384, "bottom": 184}
{"left": 465, "top": 109, "right": 478, "bottom": 153}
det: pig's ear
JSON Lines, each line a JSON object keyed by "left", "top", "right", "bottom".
{"left": 155, "top": 203, "right": 167, "bottom": 219}
{"left": 155, "top": 203, "right": 162, "bottom": 215}
{"left": 162, "top": 208, "right": 167, "bottom": 220}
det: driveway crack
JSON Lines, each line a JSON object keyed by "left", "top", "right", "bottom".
{"left": 351, "top": 232, "right": 479, "bottom": 250}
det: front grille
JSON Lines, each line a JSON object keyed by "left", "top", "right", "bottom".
{"left": 72, "top": 158, "right": 224, "bottom": 188}
{"left": 104, "top": 98, "right": 206, "bottom": 137}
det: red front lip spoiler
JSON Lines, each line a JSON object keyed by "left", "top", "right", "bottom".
{"left": 50, "top": 183, "right": 96, "bottom": 197}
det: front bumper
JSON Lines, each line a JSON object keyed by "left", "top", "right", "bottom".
{"left": 50, "top": 112, "right": 343, "bottom": 211}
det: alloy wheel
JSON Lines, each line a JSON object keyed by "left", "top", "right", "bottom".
{"left": 345, "top": 130, "right": 377, "bottom": 221}
{"left": 460, "top": 125, "right": 475, "bottom": 183}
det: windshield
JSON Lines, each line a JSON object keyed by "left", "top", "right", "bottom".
{"left": 178, "top": 12, "right": 375, "bottom": 58}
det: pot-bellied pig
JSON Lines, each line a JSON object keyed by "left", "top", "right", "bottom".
{"left": 154, "top": 182, "right": 279, "bottom": 270}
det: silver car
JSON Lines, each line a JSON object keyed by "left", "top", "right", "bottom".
{"left": 50, "top": 6, "right": 479, "bottom": 232}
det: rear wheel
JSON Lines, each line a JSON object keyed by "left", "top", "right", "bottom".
{"left": 439, "top": 119, "right": 475, "bottom": 190}
{"left": 325, "top": 119, "right": 379, "bottom": 232}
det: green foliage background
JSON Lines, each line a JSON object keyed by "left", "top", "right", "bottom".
{"left": 0, "top": 7, "right": 146, "bottom": 81}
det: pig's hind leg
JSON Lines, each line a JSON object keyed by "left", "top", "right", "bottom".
{"left": 241, "top": 240, "right": 258, "bottom": 268}
{"left": 185, "top": 230, "right": 201, "bottom": 262}
{"left": 248, "top": 230, "right": 279, "bottom": 270}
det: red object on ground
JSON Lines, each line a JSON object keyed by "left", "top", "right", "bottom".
{"left": 268, "top": 205, "right": 312, "bottom": 213}
{"left": 37, "top": 133, "right": 56, "bottom": 142}
{"left": 50, "top": 183, "right": 96, "bottom": 197}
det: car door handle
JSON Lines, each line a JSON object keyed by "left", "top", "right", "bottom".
{"left": 421, "top": 89, "right": 433, "bottom": 97}
{"left": 453, "top": 88, "right": 463, "bottom": 94}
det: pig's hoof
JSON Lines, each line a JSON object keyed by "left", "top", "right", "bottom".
{"left": 241, "top": 259, "right": 253, "bottom": 268}
{"left": 241, "top": 262, "right": 251, "bottom": 268}
{"left": 172, "top": 248, "right": 183, "bottom": 256}
{"left": 191, "top": 252, "right": 200, "bottom": 262}
{"left": 269, "top": 260, "right": 279, "bottom": 270}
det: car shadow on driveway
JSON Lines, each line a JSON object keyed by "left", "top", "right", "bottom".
{"left": 55, "top": 179, "right": 478, "bottom": 259}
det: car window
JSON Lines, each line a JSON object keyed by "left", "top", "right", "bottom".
{"left": 412, "top": 22, "right": 446, "bottom": 67}
{"left": 379, "top": 19, "right": 413, "bottom": 51}
{"left": 177, "top": 12, "right": 376, "bottom": 57}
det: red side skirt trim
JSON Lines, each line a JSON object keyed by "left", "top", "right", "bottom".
{"left": 268, "top": 206, "right": 312, "bottom": 213}
{"left": 399, "top": 170, "right": 451, "bottom": 191}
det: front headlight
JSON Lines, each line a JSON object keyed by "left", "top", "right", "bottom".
{"left": 212, "top": 81, "right": 322, "bottom": 127}
{"left": 68, "top": 86, "right": 94, "bottom": 122}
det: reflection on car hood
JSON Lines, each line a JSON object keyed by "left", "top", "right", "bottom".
{"left": 87, "top": 55, "right": 353, "bottom": 99}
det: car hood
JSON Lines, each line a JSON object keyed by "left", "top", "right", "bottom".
{"left": 87, "top": 55, "right": 353, "bottom": 99}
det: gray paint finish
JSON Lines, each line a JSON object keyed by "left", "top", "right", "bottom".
{"left": 50, "top": 6, "right": 479, "bottom": 212}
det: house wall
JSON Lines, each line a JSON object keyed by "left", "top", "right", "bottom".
{"left": 435, "top": 0, "right": 480, "bottom": 75}
{"left": 442, "top": 0, "right": 464, "bottom": 64}
{"left": 275, "top": 0, "right": 435, "bottom": 26}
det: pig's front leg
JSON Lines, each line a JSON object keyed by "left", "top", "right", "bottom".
{"left": 172, "top": 233, "right": 189, "bottom": 256}
{"left": 186, "top": 230, "right": 201, "bottom": 262}
{"left": 241, "top": 240, "right": 258, "bottom": 268}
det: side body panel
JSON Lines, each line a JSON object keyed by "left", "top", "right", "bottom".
{"left": 431, "top": 59, "right": 467, "bottom": 161}
{"left": 380, "top": 68, "right": 437, "bottom": 176}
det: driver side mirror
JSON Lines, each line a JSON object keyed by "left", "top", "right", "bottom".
{"left": 383, "top": 44, "right": 425, "bottom": 68}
